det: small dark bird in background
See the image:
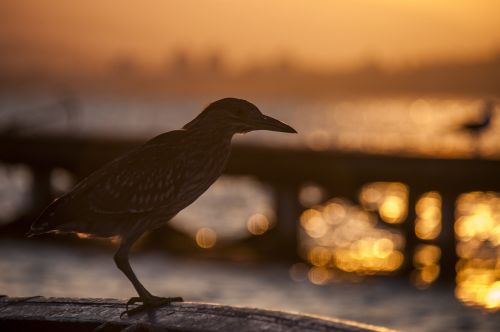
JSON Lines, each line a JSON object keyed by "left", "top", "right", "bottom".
{"left": 457, "top": 100, "right": 495, "bottom": 157}
{"left": 459, "top": 100, "right": 495, "bottom": 137}
{"left": 29, "top": 98, "right": 296, "bottom": 316}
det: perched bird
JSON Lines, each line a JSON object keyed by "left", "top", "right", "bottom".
{"left": 29, "top": 98, "right": 296, "bottom": 315}
{"left": 459, "top": 100, "right": 494, "bottom": 137}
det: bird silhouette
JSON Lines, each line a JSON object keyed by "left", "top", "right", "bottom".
{"left": 459, "top": 100, "right": 494, "bottom": 136}
{"left": 28, "top": 98, "right": 296, "bottom": 316}
{"left": 457, "top": 100, "right": 495, "bottom": 157}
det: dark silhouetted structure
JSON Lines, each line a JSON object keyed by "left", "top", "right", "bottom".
{"left": 28, "top": 98, "right": 296, "bottom": 315}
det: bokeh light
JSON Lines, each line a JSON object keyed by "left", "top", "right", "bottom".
{"left": 360, "top": 182, "right": 408, "bottom": 224}
{"left": 172, "top": 176, "right": 274, "bottom": 241}
{"left": 195, "top": 227, "right": 217, "bottom": 249}
{"left": 308, "top": 266, "right": 333, "bottom": 285}
{"left": 300, "top": 195, "right": 405, "bottom": 279}
{"left": 412, "top": 244, "right": 441, "bottom": 289}
{"left": 415, "top": 192, "right": 442, "bottom": 240}
{"left": 247, "top": 213, "right": 270, "bottom": 235}
{"left": 454, "top": 192, "right": 500, "bottom": 311}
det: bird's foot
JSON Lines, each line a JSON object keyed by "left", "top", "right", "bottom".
{"left": 121, "top": 295, "right": 183, "bottom": 318}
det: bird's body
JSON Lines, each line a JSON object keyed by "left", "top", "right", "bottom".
{"left": 31, "top": 129, "right": 232, "bottom": 238}
{"left": 459, "top": 100, "right": 494, "bottom": 136}
{"left": 29, "top": 98, "right": 296, "bottom": 316}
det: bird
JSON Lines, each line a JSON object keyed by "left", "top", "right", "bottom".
{"left": 459, "top": 100, "right": 494, "bottom": 137}
{"left": 28, "top": 97, "right": 297, "bottom": 316}
{"left": 457, "top": 100, "right": 495, "bottom": 157}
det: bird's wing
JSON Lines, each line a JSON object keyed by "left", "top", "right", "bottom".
{"left": 73, "top": 130, "right": 188, "bottom": 215}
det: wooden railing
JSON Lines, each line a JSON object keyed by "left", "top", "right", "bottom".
{"left": 0, "top": 296, "right": 392, "bottom": 332}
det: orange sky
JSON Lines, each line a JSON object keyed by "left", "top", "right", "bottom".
{"left": 1, "top": 0, "right": 499, "bottom": 72}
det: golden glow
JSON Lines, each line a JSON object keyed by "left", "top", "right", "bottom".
{"left": 373, "top": 238, "right": 394, "bottom": 259}
{"left": 359, "top": 187, "right": 382, "bottom": 210}
{"left": 412, "top": 244, "right": 441, "bottom": 289}
{"left": 1, "top": 1, "right": 499, "bottom": 72}
{"left": 76, "top": 232, "right": 91, "bottom": 239}
{"left": 456, "top": 263, "right": 499, "bottom": 310}
{"left": 380, "top": 196, "right": 405, "bottom": 224}
{"left": 414, "top": 244, "right": 441, "bottom": 267}
{"left": 74, "top": 233, "right": 120, "bottom": 247}
{"left": 455, "top": 192, "right": 500, "bottom": 311}
{"left": 247, "top": 213, "right": 270, "bottom": 235}
{"left": 195, "top": 227, "right": 217, "bottom": 249}
{"left": 300, "top": 208, "right": 328, "bottom": 238}
{"left": 300, "top": 193, "right": 405, "bottom": 279}
{"left": 455, "top": 207, "right": 495, "bottom": 241}
{"left": 408, "top": 99, "right": 433, "bottom": 125}
{"left": 421, "top": 265, "right": 440, "bottom": 283}
{"left": 322, "top": 201, "right": 347, "bottom": 225}
{"left": 360, "top": 182, "right": 408, "bottom": 224}
{"left": 308, "top": 266, "right": 332, "bottom": 285}
{"left": 485, "top": 282, "right": 500, "bottom": 309}
{"left": 415, "top": 192, "right": 442, "bottom": 240}
{"left": 308, "top": 246, "right": 332, "bottom": 267}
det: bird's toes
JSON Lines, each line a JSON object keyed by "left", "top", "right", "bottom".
{"left": 120, "top": 304, "right": 148, "bottom": 318}
{"left": 120, "top": 296, "right": 183, "bottom": 318}
{"left": 125, "top": 297, "right": 141, "bottom": 311}
{"left": 126, "top": 297, "right": 142, "bottom": 306}
{"left": 120, "top": 297, "right": 143, "bottom": 318}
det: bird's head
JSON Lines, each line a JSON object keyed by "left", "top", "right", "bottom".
{"left": 183, "top": 98, "right": 297, "bottom": 135}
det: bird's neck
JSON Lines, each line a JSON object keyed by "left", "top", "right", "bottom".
{"left": 187, "top": 127, "right": 235, "bottom": 145}
{"left": 184, "top": 127, "right": 233, "bottom": 183}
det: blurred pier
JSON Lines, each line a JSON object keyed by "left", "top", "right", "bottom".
{"left": 0, "top": 133, "right": 499, "bottom": 280}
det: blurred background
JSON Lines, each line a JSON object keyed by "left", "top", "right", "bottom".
{"left": 0, "top": 1, "right": 499, "bottom": 331}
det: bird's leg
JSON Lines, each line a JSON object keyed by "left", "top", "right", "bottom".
{"left": 114, "top": 235, "right": 183, "bottom": 317}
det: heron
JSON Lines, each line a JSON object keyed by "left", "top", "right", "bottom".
{"left": 457, "top": 100, "right": 495, "bottom": 157}
{"left": 28, "top": 98, "right": 297, "bottom": 315}
{"left": 459, "top": 100, "right": 494, "bottom": 137}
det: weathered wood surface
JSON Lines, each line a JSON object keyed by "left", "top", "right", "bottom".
{"left": 0, "top": 296, "right": 395, "bottom": 332}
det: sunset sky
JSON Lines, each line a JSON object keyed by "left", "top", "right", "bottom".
{"left": 1, "top": 0, "right": 499, "bottom": 72}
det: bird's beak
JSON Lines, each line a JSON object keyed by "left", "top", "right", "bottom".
{"left": 254, "top": 114, "right": 297, "bottom": 133}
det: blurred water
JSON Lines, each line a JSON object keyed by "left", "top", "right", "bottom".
{"left": 172, "top": 176, "right": 274, "bottom": 241}
{"left": 0, "top": 240, "right": 499, "bottom": 332}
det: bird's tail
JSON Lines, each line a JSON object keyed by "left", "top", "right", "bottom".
{"left": 27, "top": 197, "right": 66, "bottom": 237}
